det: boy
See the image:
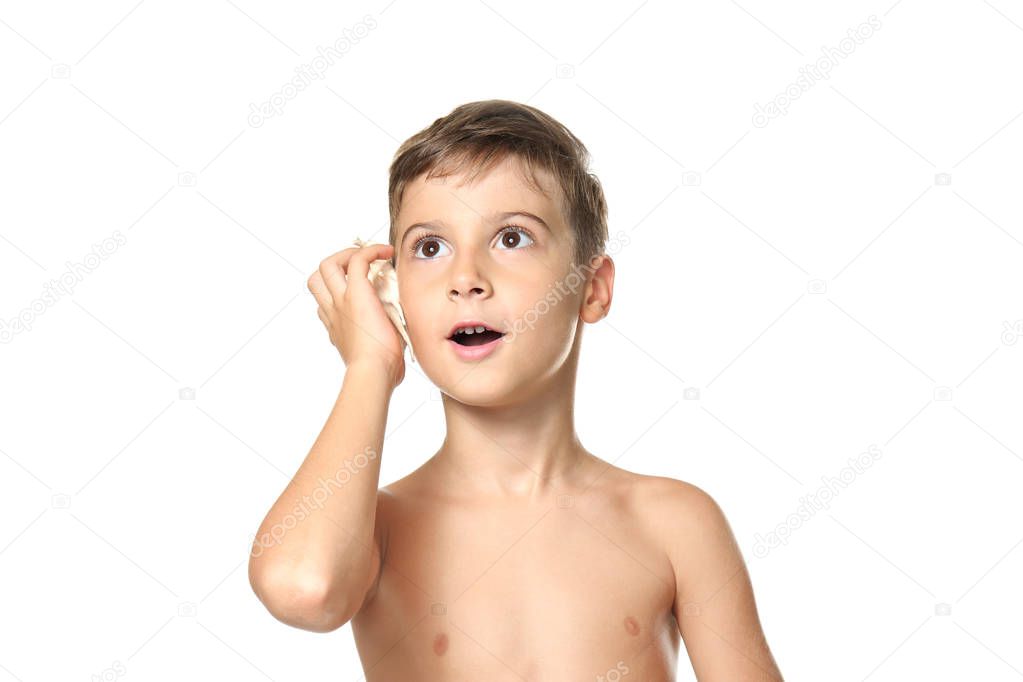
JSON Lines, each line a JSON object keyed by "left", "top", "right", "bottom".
{"left": 249, "top": 100, "right": 783, "bottom": 680}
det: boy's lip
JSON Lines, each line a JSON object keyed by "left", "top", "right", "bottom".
{"left": 447, "top": 335, "right": 503, "bottom": 361}
{"left": 446, "top": 319, "right": 505, "bottom": 339}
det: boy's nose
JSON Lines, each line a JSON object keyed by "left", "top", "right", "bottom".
{"left": 447, "top": 255, "right": 492, "bottom": 299}
{"left": 448, "top": 284, "right": 489, "bottom": 300}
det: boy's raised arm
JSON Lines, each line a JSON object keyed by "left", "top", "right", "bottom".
{"left": 248, "top": 243, "right": 407, "bottom": 633}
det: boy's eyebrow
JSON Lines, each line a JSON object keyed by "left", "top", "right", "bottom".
{"left": 399, "top": 210, "right": 552, "bottom": 248}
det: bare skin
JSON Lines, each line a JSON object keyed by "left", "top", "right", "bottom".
{"left": 352, "top": 459, "right": 782, "bottom": 680}
{"left": 354, "top": 456, "right": 683, "bottom": 680}
{"left": 251, "top": 154, "right": 782, "bottom": 680}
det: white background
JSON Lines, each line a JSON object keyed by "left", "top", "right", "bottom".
{"left": 2, "top": 1, "right": 1022, "bottom": 680}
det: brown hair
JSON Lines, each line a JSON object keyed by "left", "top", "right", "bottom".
{"left": 387, "top": 99, "right": 608, "bottom": 268}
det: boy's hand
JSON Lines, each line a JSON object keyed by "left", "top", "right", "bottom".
{"left": 308, "top": 243, "right": 406, "bottom": 388}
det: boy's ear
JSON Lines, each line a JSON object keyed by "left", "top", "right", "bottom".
{"left": 579, "top": 254, "right": 614, "bottom": 323}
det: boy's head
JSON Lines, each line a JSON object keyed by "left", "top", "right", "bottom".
{"left": 386, "top": 100, "right": 614, "bottom": 404}
{"left": 388, "top": 99, "right": 608, "bottom": 270}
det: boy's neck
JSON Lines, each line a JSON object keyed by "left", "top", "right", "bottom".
{"left": 429, "top": 366, "right": 596, "bottom": 502}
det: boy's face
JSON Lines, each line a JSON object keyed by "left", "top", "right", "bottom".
{"left": 393, "top": 155, "right": 589, "bottom": 403}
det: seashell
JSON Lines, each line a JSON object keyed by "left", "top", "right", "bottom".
{"left": 352, "top": 237, "right": 416, "bottom": 364}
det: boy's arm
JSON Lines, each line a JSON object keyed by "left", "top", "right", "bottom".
{"left": 658, "top": 480, "right": 783, "bottom": 681}
{"left": 247, "top": 363, "right": 392, "bottom": 632}
{"left": 248, "top": 243, "right": 403, "bottom": 633}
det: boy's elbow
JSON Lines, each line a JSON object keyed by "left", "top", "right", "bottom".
{"left": 248, "top": 560, "right": 353, "bottom": 633}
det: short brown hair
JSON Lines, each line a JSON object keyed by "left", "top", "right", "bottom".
{"left": 387, "top": 99, "right": 608, "bottom": 268}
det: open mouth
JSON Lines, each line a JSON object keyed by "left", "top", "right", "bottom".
{"left": 449, "top": 328, "right": 505, "bottom": 346}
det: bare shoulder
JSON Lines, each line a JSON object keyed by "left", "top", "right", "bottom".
{"left": 625, "top": 472, "right": 715, "bottom": 506}
{"left": 585, "top": 466, "right": 732, "bottom": 564}
{"left": 650, "top": 476, "right": 728, "bottom": 527}
{"left": 374, "top": 471, "right": 422, "bottom": 555}
{"left": 610, "top": 470, "right": 727, "bottom": 538}
{"left": 626, "top": 474, "right": 740, "bottom": 576}
{"left": 608, "top": 471, "right": 745, "bottom": 602}
{"left": 374, "top": 463, "right": 438, "bottom": 559}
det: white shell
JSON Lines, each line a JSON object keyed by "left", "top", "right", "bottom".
{"left": 352, "top": 237, "right": 416, "bottom": 364}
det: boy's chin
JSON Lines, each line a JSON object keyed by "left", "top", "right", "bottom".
{"left": 435, "top": 369, "right": 531, "bottom": 407}
{"left": 437, "top": 383, "right": 511, "bottom": 407}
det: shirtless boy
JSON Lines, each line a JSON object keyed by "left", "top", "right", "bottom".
{"left": 248, "top": 100, "right": 783, "bottom": 681}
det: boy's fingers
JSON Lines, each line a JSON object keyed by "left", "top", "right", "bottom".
{"left": 345, "top": 243, "right": 394, "bottom": 287}
{"left": 310, "top": 243, "right": 392, "bottom": 309}
{"left": 317, "top": 249, "right": 358, "bottom": 304}
{"left": 307, "top": 270, "right": 333, "bottom": 308}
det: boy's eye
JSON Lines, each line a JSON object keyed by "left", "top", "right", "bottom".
{"left": 496, "top": 227, "right": 535, "bottom": 250}
{"left": 411, "top": 226, "right": 535, "bottom": 260}
{"left": 412, "top": 237, "right": 451, "bottom": 259}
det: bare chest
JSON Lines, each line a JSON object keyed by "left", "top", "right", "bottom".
{"left": 352, "top": 496, "right": 680, "bottom": 681}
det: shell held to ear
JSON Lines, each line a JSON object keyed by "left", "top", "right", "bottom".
{"left": 352, "top": 237, "right": 416, "bottom": 364}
